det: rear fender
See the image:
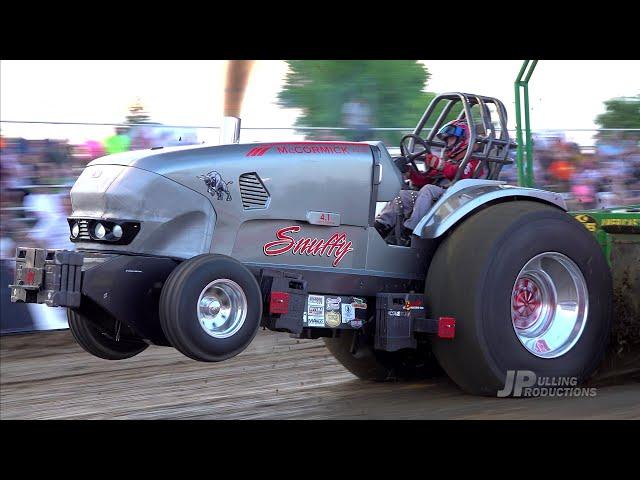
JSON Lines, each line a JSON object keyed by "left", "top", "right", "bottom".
{"left": 413, "top": 179, "right": 567, "bottom": 239}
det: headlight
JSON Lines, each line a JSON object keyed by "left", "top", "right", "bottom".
{"left": 71, "top": 223, "right": 80, "bottom": 239}
{"left": 94, "top": 223, "right": 106, "bottom": 239}
{"left": 112, "top": 224, "right": 123, "bottom": 240}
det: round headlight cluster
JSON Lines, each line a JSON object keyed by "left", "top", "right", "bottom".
{"left": 68, "top": 219, "right": 139, "bottom": 244}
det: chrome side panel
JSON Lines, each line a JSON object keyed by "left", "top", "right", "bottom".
{"left": 412, "top": 179, "right": 568, "bottom": 239}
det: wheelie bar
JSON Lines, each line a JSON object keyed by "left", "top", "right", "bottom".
{"left": 9, "top": 248, "right": 84, "bottom": 307}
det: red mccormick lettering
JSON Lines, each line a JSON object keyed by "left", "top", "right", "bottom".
{"left": 246, "top": 142, "right": 370, "bottom": 157}
{"left": 276, "top": 145, "right": 349, "bottom": 154}
{"left": 263, "top": 226, "right": 354, "bottom": 267}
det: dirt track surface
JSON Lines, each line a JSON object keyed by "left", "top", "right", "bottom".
{"left": 1, "top": 330, "right": 639, "bottom": 420}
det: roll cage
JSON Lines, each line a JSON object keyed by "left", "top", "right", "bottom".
{"left": 410, "top": 92, "right": 518, "bottom": 182}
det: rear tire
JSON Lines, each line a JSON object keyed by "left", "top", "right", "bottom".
{"left": 324, "top": 330, "right": 442, "bottom": 382}
{"left": 426, "top": 201, "right": 612, "bottom": 396}
{"left": 159, "top": 254, "right": 263, "bottom": 362}
{"left": 67, "top": 309, "right": 148, "bottom": 360}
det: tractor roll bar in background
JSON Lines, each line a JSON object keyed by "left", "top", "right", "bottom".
{"left": 514, "top": 60, "right": 538, "bottom": 188}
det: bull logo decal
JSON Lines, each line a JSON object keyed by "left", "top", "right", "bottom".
{"left": 197, "top": 171, "right": 233, "bottom": 201}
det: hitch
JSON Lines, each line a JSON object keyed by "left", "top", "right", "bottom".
{"left": 375, "top": 293, "right": 455, "bottom": 352}
{"left": 9, "top": 248, "right": 84, "bottom": 308}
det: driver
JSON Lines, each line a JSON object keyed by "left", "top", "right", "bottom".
{"left": 374, "top": 119, "right": 484, "bottom": 245}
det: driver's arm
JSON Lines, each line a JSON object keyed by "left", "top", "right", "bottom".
{"left": 408, "top": 167, "right": 431, "bottom": 188}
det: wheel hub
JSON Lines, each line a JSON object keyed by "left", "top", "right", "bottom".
{"left": 512, "top": 277, "right": 543, "bottom": 329}
{"left": 510, "top": 252, "right": 589, "bottom": 359}
{"left": 197, "top": 279, "right": 247, "bottom": 339}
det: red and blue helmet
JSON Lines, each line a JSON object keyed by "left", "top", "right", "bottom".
{"left": 436, "top": 119, "right": 470, "bottom": 159}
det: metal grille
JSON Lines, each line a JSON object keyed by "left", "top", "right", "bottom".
{"left": 77, "top": 220, "right": 91, "bottom": 240}
{"left": 239, "top": 173, "right": 270, "bottom": 209}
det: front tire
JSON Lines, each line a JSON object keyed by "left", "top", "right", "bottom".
{"left": 159, "top": 254, "right": 263, "bottom": 362}
{"left": 67, "top": 309, "right": 148, "bottom": 360}
{"left": 426, "top": 201, "right": 612, "bottom": 396}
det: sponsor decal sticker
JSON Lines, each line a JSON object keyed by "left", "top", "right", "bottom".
{"left": 263, "top": 226, "right": 354, "bottom": 267}
{"left": 341, "top": 303, "right": 355, "bottom": 323}
{"left": 326, "top": 297, "right": 342, "bottom": 311}
{"left": 197, "top": 171, "right": 233, "bottom": 201}
{"left": 307, "top": 316, "right": 325, "bottom": 328}
{"left": 389, "top": 310, "right": 409, "bottom": 317}
{"left": 404, "top": 299, "right": 424, "bottom": 311}
{"left": 308, "top": 294, "right": 325, "bottom": 307}
{"left": 325, "top": 311, "right": 341, "bottom": 328}
{"left": 349, "top": 320, "right": 363, "bottom": 329}
{"left": 535, "top": 339, "right": 551, "bottom": 354}
{"left": 307, "top": 295, "right": 325, "bottom": 326}
{"left": 351, "top": 297, "right": 367, "bottom": 310}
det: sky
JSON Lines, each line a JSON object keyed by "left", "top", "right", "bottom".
{"left": 1, "top": 60, "right": 638, "bottom": 145}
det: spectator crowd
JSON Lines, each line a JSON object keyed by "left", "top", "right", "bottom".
{"left": 499, "top": 133, "right": 640, "bottom": 210}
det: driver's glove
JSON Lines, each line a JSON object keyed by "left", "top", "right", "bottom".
{"left": 393, "top": 156, "right": 411, "bottom": 173}
{"left": 426, "top": 153, "right": 445, "bottom": 171}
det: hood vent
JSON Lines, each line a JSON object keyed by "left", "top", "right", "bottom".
{"left": 239, "top": 173, "right": 270, "bottom": 209}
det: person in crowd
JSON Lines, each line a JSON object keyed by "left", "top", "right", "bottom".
{"left": 104, "top": 126, "right": 131, "bottom": 154}
{"left": 342, "top": 96, "right": 373, "bottom": 141}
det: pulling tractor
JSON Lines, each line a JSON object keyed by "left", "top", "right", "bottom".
{"left": 9, "top": 62, "right": 639, "bottom": 396}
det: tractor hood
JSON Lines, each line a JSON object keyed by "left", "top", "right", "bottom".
{"left": 86, "top": 141, "right": 378, "bottom": 228}
{"left": 76, "top": 141, "right": 379, "bottom": 259}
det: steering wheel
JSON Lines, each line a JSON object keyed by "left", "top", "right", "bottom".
{"left": 399, "top": 134, "right": 432, "bottom": 170}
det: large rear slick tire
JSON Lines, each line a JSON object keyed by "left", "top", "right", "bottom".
{"left": 159, "top": 254, "right": 263, "bottom": 362}
{"left": 426, "top": 201, "right": 612, "bottom": 396}
{"left": 67, "top": 309, "right": 148, "bottom": 360}
{"left": 324, "top": 330, "right": 442, "bottom": 382}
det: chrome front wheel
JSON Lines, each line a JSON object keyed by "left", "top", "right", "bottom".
{"left": 159, "top": 254, "right": 263, "bottom": 362}
{"left": 197, "top": 279, "right": 248, "bottom": 339}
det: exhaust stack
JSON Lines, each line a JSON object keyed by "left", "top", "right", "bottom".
{"left": 222, "top": 60, "right": 255, "bottom": 144}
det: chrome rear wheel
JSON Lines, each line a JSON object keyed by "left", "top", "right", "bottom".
{"left": 511, "top": 252, "right": 589, "bottom": 359}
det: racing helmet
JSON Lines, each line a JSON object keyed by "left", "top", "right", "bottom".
{"left": 436, "top": 119, "right": 470, "bottom": 158}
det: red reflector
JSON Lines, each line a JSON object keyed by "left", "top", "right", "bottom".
{"left": 25, "top": 269, "right": 36, "bottom": 285}
{"left": 270, "top": 291, "right": 290, "bottom": 314}
{"left": 438, "top": 317, "right": 456, "bottom": 339}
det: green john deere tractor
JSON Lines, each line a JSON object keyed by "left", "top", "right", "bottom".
{"left": 515, "top": 61, "right": 639, "bottom": 378}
